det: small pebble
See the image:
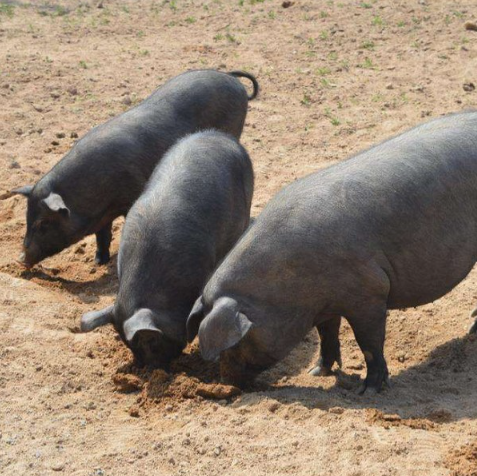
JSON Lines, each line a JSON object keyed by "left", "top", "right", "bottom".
{"left": 397, "top": 353, "right": 407, "bottom": 363}
{"left": 51, "top": 462, "right": 65, "bottom": 472}
{"left": 121, "top": 96, "right": 132, "bottom": 106}
{"left": 463, "top": 82, "right": 475, "bottom": 92}
{"left": 465, "top": 21, "right": 477, "bottom": 31}
{"left": 56, "top": 132, "right": 65, "bottom": 139}
{"left": 282, "top": 0, "right": 294, "bottom": 7}
{"left": 70, "top": 131, "right": 79, "bottom": 138}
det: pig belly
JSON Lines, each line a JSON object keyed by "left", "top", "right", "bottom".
{"left": 384, "top": 239, "right": 477, "bottom": 309}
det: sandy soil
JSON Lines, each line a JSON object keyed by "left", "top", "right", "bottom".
{"left": 1, "top": 0, "right": 477, "bottom": 474}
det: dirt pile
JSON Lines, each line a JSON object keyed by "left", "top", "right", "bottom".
{"left": 366, "top": 409, "right": 437, "bottom": 431}
{"left": 445, "top": 442, "right": 477, "bottom": 476}
{"left": 112, "top": 346, "right": 242, "bottom": 409}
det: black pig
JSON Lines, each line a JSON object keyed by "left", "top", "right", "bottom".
{"left": 187, "top": 111, "right": 477, "bottom": 393}
{"left": 13, "top": 69, "right": 258, "bottom": 267}
{"left": 81, "top": 130, "right": 254, "bottom": 367}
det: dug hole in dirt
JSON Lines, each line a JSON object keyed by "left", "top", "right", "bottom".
{"left": 1, "top": 0, "right": 477, "bottom": 475}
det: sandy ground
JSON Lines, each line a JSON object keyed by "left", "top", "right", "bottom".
{"left": 1, "top": 0, "right": 477, "bottom": 474}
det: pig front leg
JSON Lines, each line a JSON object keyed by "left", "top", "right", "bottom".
{"left": 309, "top": 316, "right": 342, "bottom": 376}
{"left": 95, "top": 222, "right": 113, "bottom": 265}
{"left": 348, "top": 306, "right": 389, "bottom": 394}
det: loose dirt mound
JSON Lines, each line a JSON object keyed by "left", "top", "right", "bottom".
{"left": 366, "top": 409, "right": 437, "bottom": 431}
{"left": 445, "top": 443, "right": 477, "bottom": 476}
{"left": 111, "top": 346, "right": 241, "bottom": 412}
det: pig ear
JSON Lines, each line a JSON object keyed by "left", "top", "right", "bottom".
{"left": 11, "top": 185, "right": 34, "bottom": 197}
{"left": 80, "top": 305, "right": 114, "bottom": 332}
{"left": 42, "top": 193, "right": 70, "bottom": 216}
{"left": 198, "top": 299, "right": 253, "bottom": 362}
{"left": 123, "top": 309, "right": 161, "bottom": 344}
{"left": 186, "top": 296, "right": 206, "bottom": 342}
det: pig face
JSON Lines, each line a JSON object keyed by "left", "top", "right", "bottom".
{"left": 81, "top": 306, "right": 184, "bottom": 368}
{"left": 13, "top": 186, "right": 77, "bottom": 268}
{"left": 186, "top": 296, "right": 278, "bottom": 387}
{"left": 125, "top": 329, "right": 183, "bottom": 368}
{"left": 122, "top": 320, "right": 183, "bottom": 368}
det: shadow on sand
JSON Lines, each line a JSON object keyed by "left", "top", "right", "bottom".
{"left": 17, "top": 255, "right": 119, "bottom": 302}
{"left": 233, "top": 333, "right": 477, "bottom": 423}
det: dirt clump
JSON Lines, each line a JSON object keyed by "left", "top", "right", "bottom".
{"left": 196, "top": 382, "right": 242, "bottom": 400}
{"left": 117, "top": 365, "right": 240, "bottom": 407}
{"left": 445, "top": 442, "right": 477, "bottom": 476}
{"left": 112, "top": 373, "right": 143, "bottom": 393}
{"left": 366, "top": 409, "right": 437, "bottom": 431}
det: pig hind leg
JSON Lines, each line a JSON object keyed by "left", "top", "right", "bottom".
{"left": 95, "top": 222, "right": 113, "bottom": 265}
{"left": 347, "top": 304, "right": 389, "bottom": 394}
{"left": 309, "top": 316, "right": 342, "bottom": 376}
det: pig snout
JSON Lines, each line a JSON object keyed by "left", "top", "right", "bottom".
{"left": 131, "top": 331, "right": 183, "bottom": 369}
{"left": 219, "top": 345, "right": 279, "bottom": 388}
{"left": 17, "top": 243, "right": 41, "bottom": 269}
{"left": 219, "top": 352, "right": 248, "bottom": 388}
{"left": 219, "top": 349, "right": 262, "bottom": 389}
{"left": 17, "top": 251, "right": 34, "bottom": 269}
{"left": 17, "top": 252, "right": 27, "bottom": 265}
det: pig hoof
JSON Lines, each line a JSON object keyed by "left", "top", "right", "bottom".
{"left": 309, "top": 365, "right": 333, "bottom": 377}
{"left": 469, "top": 320, "right": 477, "bottom": 334}
{"left": 358, "top": 376, "right": 391, "bottom": 395}
{"left": 95, "top": 251, "right": 110, "bottom": 265}
{"left": 358, "top": 384, "right": 375, "bottom": 395}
